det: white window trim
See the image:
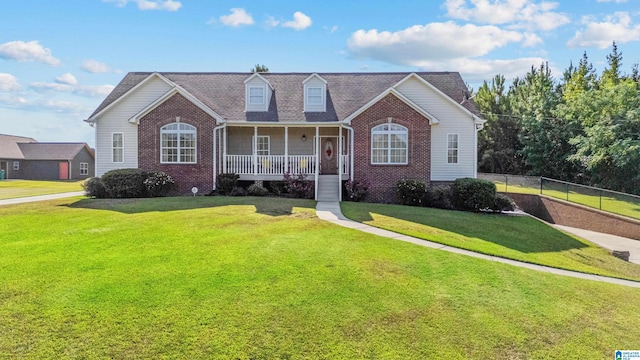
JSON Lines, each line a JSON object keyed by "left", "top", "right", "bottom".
{"left": 80, "top": 162, "right": 89, "bottom": 175}
{"left": 160, "top": 123, "right": 197, "bottom": 164}
{"left": 447, "top": 133, "right": 459, "bottom": 164}
{"left": 248, "top": 86, "right": 266, "bottom": 105}
{"left": 112, "top": 132, "right": 124, "bottom": 163}
{"left": 252, "top": 135, "right": 270, "bottom": 155}
{"left": 304, "top": 85, "right": 326, "bottom": 112}
{"left": 13, "top": 161, "right": 19, "bottom": 171}
{"left": 370, "top": 123, "right": 408, "bottom": 165}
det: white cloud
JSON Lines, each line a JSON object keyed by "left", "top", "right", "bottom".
{"left": 348, "top": 22, "right": 527, "bottom": 64}
{"left": 282, "top": 11, "right": 312, "bottom": 30}
{"left": 30, "top": 82, "right": 115, "bottom": 97}
{"left": 0, "top": 73, "right": 20, "bottom": 91}
{"left": 413, "top": 57, "right": 554, "bottom": 83}
{"left": 596, "top": 0, "right": 627, "bottom": 2}
{"left": 103, "top": 0, "right": 181, "bottom": 11}
{"left": 567, "top": 12, "right": 640, "bottom": 49}
{"left": 323, "top": 25, "right": 339, "bottom": 33}
{"left": 55, "top": 73, "right": 78, "bottom": 85}
{"left": 0, "top": 95, "right": 88, "bottom": 114}
{"left": 444, "top": 0, "right": 570, "bottom": 31}
{"left": 81, "top": 59, "right": 111, "bottom": 74}
{"left": 219, "top": 8, "right": 254, "bottom": 27}
{"left": 264, "top": 16, "right": 280, "bottom": 29}
{"left": 0, "top": 40, "right": 61, "bottom": 66}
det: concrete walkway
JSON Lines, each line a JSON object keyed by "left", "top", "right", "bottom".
{"left": 554, "top": 225, "right": 640, "bottom": 264}
{"left": 0, "top": 191, "right": 85, "bottom": 206}
{"left": 316, "top": 202, "right": 640, "bottom": 289}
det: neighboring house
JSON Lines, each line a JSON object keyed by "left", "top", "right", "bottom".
{"left": 86, "top": 72, "right": 484, "bottom": 202}
{"left": 0, "top": 134, "right": 95, "bottom": 180}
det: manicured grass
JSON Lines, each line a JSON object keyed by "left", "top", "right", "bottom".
{"left": 341, "top": 202, "right": 640, "bottom": 281}
{"left": 0, "top": 179, "right": 84, "bottom": 199}
{"left": 1, "top": 196, "right": 640, "bottom": 358}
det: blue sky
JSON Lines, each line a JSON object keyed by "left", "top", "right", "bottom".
{"left": 1, "top": 0, "right": 639, "bottom": 147}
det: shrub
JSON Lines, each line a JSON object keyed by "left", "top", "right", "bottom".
{"left": 83, "top": 177, "right": 107, "bottom": 198}
{"left": 492, "top": 193, "right": 516, "bottom": 212}
{"left": 268, "top": 181, "right": 286, "bottom": 196}
{"left": 230, "top": 186, "right": 247, "bottom": 196}
{"left": 247, "top": 183, "right": 269, "bottom": 196}
{"left": 144, "top": 171, "right": 175, "bottom": 197}
{"left": 101, "top": 169, "right": 150, "bottom": 198}
{"left": 396, "top": 179, "right": 427, "bottom": 206}
{"left": 452, "top": 177, "right": 497, "bottom": 212}
{"left": 426, "top": 185, "right": 454, "bottom": 210}
{"left": 344, "top": 178, "right": 369, "bottom": 202}
{"left": 216, "top": 173, "right": 239, "bottom": 195}
{"left": 283, "top": 172, "right": 315, "bottom": 199}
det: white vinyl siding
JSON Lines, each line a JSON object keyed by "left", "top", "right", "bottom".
{"left": 447, "top": 133, "right": 459, "bottom": 164}
{"left": 112, "top": 133, "right": 124, "bottom": 163}
{"left": 371, "top": 124, "right": 408, "bottom": 165}
{"left": 161, "top": 123, "right": 196, "bottom": 163}
{"left": 395, "top": 76, "right": 476, "bottom": 180}
{"left": 303, "top": 75, "right": 326, "bottom": 112}
{"left": 95, "top": 76, "right": 172, "bottom": 175}
{"left": 80, "top": 162, "right": 89, "bottom": 175}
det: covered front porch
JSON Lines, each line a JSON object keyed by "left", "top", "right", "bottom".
{"left": 214, "top": 123, "right": 352, "bottom": 200}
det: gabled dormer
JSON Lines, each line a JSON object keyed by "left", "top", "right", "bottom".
{"left": 303, "top": 73, "right": 327, "bottom": 112}
{"left": 244, "top": 73, "right": 273, "bottom": 112}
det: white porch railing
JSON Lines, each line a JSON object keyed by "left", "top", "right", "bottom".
{"left": 226, "top": 155, "right": 317, "bottom": 175}
{"left": 340, "top": 154, "right": 349, "bottom": 175}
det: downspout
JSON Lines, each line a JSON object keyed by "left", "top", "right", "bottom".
{"left": 343, "top": 124, "right": 355, "bottom": 180}
{"left": 213, "top": 123, "right": 225, "bottom": 190}
{"left": 315, "top": 126, "right": 319, "bottom": 200}
{"left": 338, "top": 124, "right": 343, "bottom": 201}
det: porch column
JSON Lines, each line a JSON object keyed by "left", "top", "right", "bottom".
{"left": 284, "top": 126, "right": 289, "bottom": 174}
{"left": 315, "top": 126, "right": 319, "bottom": 200}
{"left": 223, "top": 123, "right": 227, "bottom": 173}
{"left": 253, "top": 126, "right": 258, "bottom": 176}
{"left": 338, "top": 125, "right": 343, "bottom": 201}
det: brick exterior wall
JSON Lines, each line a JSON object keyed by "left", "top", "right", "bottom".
{"left": 351, "top": 93, "right": 431, "bottom": 203}
{"left": 138, "top": 93, "right": 216, "bottom": 194}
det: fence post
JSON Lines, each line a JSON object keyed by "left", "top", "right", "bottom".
{"left": 566, "top": 182, "right": 569, "bottom": 201}
{"left": 539, "top": 177, "right": 543, "bottom": 195}
{"left": 599, "top": 190, "right": 602, "bottom": 210}
{"left": 505, "top": 175, "right": 508, "bottom": 193}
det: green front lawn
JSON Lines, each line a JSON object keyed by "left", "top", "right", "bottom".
{"left": 0, "top": 179, "right": 84, "bottom": 199}
{"left": 1, "top": 196, "right": 639, "bottom": 359}
{"left": 341, "top": 202, "right": 640, "bottom": 281}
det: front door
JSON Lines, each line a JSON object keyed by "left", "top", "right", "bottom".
{"left": 0, "top": 161, "right": 7, "bottom": 179}
{"left": 59, "top": 162, "right": 69, "bottom": 180}
{"left": 320, "top": 137, "right": 338, "bottom": 174}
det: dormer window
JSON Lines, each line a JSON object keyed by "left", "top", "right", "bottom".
{"left": 303, "top": 73, "right": 327, "bottom": 112}
{"left": 249, "top": 86, "right": 265, "bottom": 105}
{"left": 244, "top": 73, "right": 273, "bottom": 112}
{"left": 307, "top": 87, "right": 323, "bottom": 105}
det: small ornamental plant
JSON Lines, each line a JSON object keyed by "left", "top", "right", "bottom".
{"left": 144, "top": 171, "right": 175, "bottom": 197}
{"left": 344, "top": 178, "right": 369, "bottom": 202}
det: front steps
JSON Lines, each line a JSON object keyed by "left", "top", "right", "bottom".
{"left": 317, "top": 175, "right": 340, "bottom": 201}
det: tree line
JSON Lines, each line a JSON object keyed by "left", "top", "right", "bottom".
{"left": 475, "top": 42, "right": 640, "bottom": 195}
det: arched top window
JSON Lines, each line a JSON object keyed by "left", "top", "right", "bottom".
{"left": 161, "top": 122, "right": 196, "bottom": 163}
{"left": 371, "top": 123, "right": 408, "bottom": 165}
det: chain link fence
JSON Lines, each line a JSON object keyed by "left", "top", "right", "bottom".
{"left": 479, "top": 173, "right": 640, "bottom": 221}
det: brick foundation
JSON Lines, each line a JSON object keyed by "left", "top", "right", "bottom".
{"left": 351, "top": 93, "right": 431, "bottom": 203}
{"left": 138, "top": 93, "right": 216, "bottom": 194}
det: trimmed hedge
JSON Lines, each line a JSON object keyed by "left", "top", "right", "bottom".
{"left": 216, "top": 173, "right": 239, "bottom": 195}
{"left": 247, "top": 184, "right": 269, "bottom": 196}
{"left": 102, "top": 169, "right": 150, "bottom": 198}
{"left": 452, "top": 178, "right": 497, "bottom": 212}
{"left": 396, "top": 179, "right": 427, "bottom": 206}
{"left": 83, "top": 177, "right": 107, "bottom": 198}
{"left": 144, "top": 171, "right": 175, "bottom": 197}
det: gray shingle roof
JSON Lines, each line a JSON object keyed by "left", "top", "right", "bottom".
{"left": 90, "top": 72, "right": 480, "bottom": 122}
{"left": 18, "top": 143, "right": 91, "bottom": 161}
{"left": 0, "top": 134, "right": 37, "bottom": 159}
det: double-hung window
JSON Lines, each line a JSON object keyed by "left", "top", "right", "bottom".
{"left": 254, "top": 136, "right": 270, "bottom": 155}
{"left": 249, "top": 86, "right": 265, "bottom": 105}
{"left": 112, "top": 133, "right": 124, "bottom": 163}
{"left": 80, "top": 162, "right": 89, "bottom": 175}
{"left": 13, "top": 161, "right": 19, "bottom": 171}
{"left": 371, "top": 123, "right": 408, "bottom": 164}
{"left": 447, "top": 134, "right": 459, "bottom": 164}
{"left": 307, "top": 87, "right": 323, "bottom": 105}
{"left": 161, "top": 123, "right": 197, "bottom": 163}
